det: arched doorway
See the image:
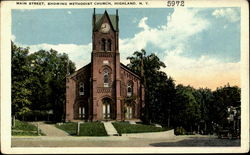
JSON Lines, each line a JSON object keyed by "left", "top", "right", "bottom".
{"left": 77, "top": 102, "right": 88, "bottom": 120}
{"left": 125, "top": 106, "right": 133, "bottom": 119}
{"left": 102, "top": 98, "right": 115, "bottom": 120}
{"left": 124, "top": 101, "right": 135, "bottom": 120}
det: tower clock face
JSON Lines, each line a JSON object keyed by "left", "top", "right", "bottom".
{"left": 100, "top": 23, "right": 110, "bottom": 33}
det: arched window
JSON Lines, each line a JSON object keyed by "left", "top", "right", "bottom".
{"left": 101, "top": 38, "right": 105, "bottom": 51}
{"left": 107, "top": 39, "right": 112, "bottom": 51}
{"left": 127, "top": 81, "right": 133, "bottom": 97}
{"left": 103, "top": 69, "right": 109, "bottom": 87}
{"left": 79, "top": 82, "right": 84, "bottom": 96}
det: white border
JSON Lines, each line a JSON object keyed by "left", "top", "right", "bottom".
{"left": 1, "top": 0, "right": 249, "bottom": 154}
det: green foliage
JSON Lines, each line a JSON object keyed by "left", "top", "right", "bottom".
{"left": 112, "top": 122, "right": 168, "bottom": 135}
{"left": 12, "top": 119, "right": 37, "bottom": 131}
{"left": 12, "top": 43, "right": 241, "bottom": 134}
{"left": 79, "top": 122, "right": 107, "bottom": 136}
{"left": 11, "top": 42, "right": 32, "bottom": 116}
{"left": 11, "top": 42, "right": 76, "bottom": 121}
{"left": 12, "top": 119, "right": 40, "bottom": 136}
{"left": 55, "top": 122, "right": 108, "bottom": 136}
{"left": 55, "top": 122, "right": 77, "bottom": 135}
{"left": 174, "top": 127, "right": 186, "bottom": 135}
{"left": 127, "top": 49, "right": 240, "bottom": 134}
{"left": 211, "top": 84, "right": 241, "bottom": 127}
{"left": 12, "top": 131, "right": 39, "bottom": 136}
{"left": 127, "top": 49, "right": 174, "bottom": 124}
{"left": 172, "top": 85, "right": 201, "bottom": 131}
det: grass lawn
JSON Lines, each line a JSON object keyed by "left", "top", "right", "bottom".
{"left": 55, "top": 122, "right": 77, "bottom": 135}
{"left": 112, "top": 122, "right": 169, "bottom": 135}
{"left": 55, "top": 122, "right": 108, "bottom": 136}
{"left": 80, "top": 122, "right": 107, "bottom": 136}
{"left": 12, "top": 120, "right": 40, "bottom": 136}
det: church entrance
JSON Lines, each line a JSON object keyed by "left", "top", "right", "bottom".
{"left": 76, "top": 101, "right": 88, "bottom": 120}
{"left": 102, "top": 98, "right": 115, "bottom": 120}
{"left": 125, "top": 105, "right": 133, "bottom": 119}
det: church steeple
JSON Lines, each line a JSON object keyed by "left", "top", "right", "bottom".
{"left": 92, "top": 9, "right": 119, "bottom": 52}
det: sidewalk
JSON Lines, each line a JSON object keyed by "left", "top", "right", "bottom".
{"left": 103, "top": 122, "right": 119, "bottom": 136}
{"left": 36, "top": 122, "right": 69, "bottom": 136}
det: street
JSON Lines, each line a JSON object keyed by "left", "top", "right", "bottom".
{"left": 12, "top": 135, "right": 240, "bottom": 147}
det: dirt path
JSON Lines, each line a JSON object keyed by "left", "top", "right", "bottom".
{"left": 37, "top": 122, "right": 69, "bottom": 137}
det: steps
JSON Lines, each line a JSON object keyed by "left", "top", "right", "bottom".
{"left": 103, "top": 122, "right": 119, "bottom": 136}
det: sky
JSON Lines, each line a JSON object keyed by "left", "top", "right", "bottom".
{"left": 12, "top": 8, "right": 241, "bottom": 90}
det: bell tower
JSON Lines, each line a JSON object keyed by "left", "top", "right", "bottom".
{"left": 91, "top": 9, "right": 122, "bottom": 121}
{"left": 92, "top": 9, "right": 119, "bottom": 53}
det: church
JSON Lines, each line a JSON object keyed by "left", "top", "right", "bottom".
{"left": 66, "top": 9, "right": 145, "bottom": 121}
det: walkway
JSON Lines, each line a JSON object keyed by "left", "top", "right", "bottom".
{"left": 36, "top": 122, "right": 69, "bottom": 137}
{"left": 103, "top": 122, "right": 119, "bottom": 136}
{"left": 11, "top": 135, "right": 240, "bottom": 148}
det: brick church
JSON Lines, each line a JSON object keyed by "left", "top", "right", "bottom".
{"left": 66, "top": 9, "right": 145, "bottom": 121}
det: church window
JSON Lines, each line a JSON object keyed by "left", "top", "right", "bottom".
{"left": 127, "top": 81, "right": 133, "bottom": 97}
{"left": 79, "top": 82, "right": 84, "bottom": 96}
{"left": 107, "top": 39, "right": 112, "bottom": 51}
{"left": 78, "top": 106, "right": 85, "bottom": 119}
{"left": 101, "top": 38, "right": 105, "bottom": 51}
{"left": 103, "top": 69, "right": 109, "bottom": 87}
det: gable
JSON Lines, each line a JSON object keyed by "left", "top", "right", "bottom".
{"left": 94, "top": 11, "right": 118, "bottom": 31}
{"left": 67, "top": 63, "right": 91, "bottom": 80}
{"left": 120, "top": 63, "right": 141, "bottom": 80}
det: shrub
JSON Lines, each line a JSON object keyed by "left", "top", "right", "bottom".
{"left": 11, "top": 119, "right": 40, "bottom": 136}
{"left": 174, "top": 126, "right": 186, "bottom": 135}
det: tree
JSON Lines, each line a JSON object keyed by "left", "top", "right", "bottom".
{"left": 127, "top": 49, "right": 176, "bottom": 124}
{"left": 210, "top": 84, "right": 240, "bottom": 128}
{"left": 11, "top": 42, "right": 76, "bottom": 121}
{"left": 193, "top": 88, "right": 213, "bottom": 134}
{"left": 171, "top": 85, "right": 201, "bottom": 132}
{"left": 11, "top": 41, "right": 32, "bottom": 118}
{"left": 27, "top": 49, "right": 75, "bottom": 121}
{"left": 126, "top": 50, "right": 241, "bottom": 134}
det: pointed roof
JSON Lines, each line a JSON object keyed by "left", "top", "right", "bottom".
{"left": 94, "top": 10, "right": 118, "bottom": 31}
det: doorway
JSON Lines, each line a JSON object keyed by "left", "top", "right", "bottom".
{"left": 102, "top": 98, "right": 114, "bottom": 120}
{"left": 125, "top": 105, "right": 133, "bottom": 119}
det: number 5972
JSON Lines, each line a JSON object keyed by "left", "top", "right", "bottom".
{"left": 167, "top": 1, "right": 185, "bottom": 7}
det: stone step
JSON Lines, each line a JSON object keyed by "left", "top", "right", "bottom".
{"left": 103, "top": 122, "right": 119, "bottom": 136}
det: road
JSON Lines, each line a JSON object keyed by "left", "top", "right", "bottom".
{"left": 12, "top": 135, "right": 240, "bottom": 147}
